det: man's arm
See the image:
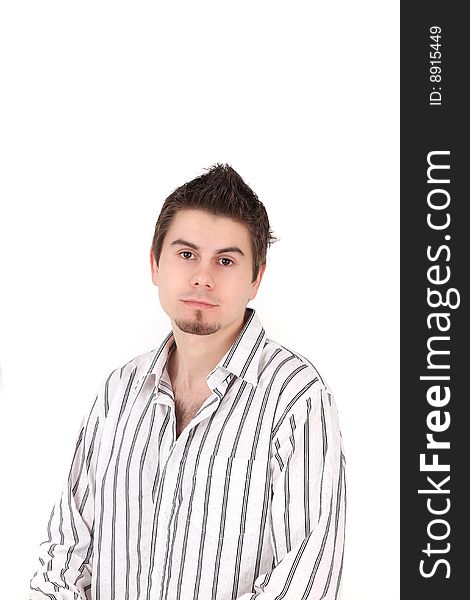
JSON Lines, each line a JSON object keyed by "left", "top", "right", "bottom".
{"left": 29, "top": 369, "right": 117, "bottom": 600}
{"left": 238, "top": 384, "right": 346, "bottom": 599}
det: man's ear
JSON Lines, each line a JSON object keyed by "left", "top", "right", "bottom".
{"left": 249, "top": 262, "right": 266, "bottom": 300}
{"left": 150, "top": 248, "right": 159, "bottom": 286}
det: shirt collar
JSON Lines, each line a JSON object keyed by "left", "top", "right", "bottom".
{"left": 143, "top": 307, "right": 266, "bottom": 389}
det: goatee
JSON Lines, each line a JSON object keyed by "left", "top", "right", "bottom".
{"left": 174, "top": 312, "right": 221, "bottom": 336}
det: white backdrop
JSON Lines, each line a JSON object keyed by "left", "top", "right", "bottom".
{"left": 0, "top": 1, "right": 399, "bottom": 598}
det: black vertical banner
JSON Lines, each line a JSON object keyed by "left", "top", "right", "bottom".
{"left": 401, "top": 3, "right": 469, "bottom": 598}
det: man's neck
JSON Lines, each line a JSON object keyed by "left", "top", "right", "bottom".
{"left": 168, "top": 310, "right": 248, "bottom": 390}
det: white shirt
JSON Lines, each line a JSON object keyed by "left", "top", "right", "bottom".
{"left": 30, "top": 308, "right": 346, "bottom": 599}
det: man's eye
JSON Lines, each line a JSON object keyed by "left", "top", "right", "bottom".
{"left": 180, "top": 251, "right": 194, "bottom": 259}
{"left": 219, "top": 257, "right": 233, "bottom": 266}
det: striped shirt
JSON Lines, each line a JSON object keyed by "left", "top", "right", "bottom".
{"left": 30, "top": 308, "right": 346, "bottom": 600}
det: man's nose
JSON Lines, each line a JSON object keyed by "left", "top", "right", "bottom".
{"left": 190, "top": 263, "right": 215, "bottom": 288}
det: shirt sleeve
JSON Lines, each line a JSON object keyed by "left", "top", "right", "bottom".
{"left": 237, "top": 384, "right": 347, "bottom": 600}
{"left": 29, "top": 368, "right": 118, "bottom": 600}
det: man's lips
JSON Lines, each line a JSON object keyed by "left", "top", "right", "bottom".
{"left": 181, "top": 299, "right": 218, "bottom": 308}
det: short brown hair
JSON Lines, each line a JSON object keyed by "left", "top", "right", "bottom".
{"left": 151, "top": 164, "right": 277, "bottom": 282}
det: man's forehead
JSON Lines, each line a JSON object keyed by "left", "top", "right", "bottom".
{"left": 165, "top": 209, "right": 252, "bottom": 251}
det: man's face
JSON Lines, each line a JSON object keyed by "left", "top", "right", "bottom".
{"left": 150, "top": 209, "right": 265, "bottom": 336}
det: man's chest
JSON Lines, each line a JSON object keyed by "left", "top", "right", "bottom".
{"left": 96, "top": 374, "right": 277, "bottom": 485}
{"left": 94, "top": 384, "right": 275, "bottom": 547}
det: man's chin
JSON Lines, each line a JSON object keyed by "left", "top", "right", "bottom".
{"left": 174, "top": 317, "right": 221, "bottom": 336}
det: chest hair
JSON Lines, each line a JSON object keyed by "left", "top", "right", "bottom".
{"left": 173, "top": 384, "right": 212, "bottom": 437}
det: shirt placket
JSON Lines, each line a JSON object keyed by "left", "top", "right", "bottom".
{"left": 154, "top": 371, "right": 234, "bottom": 599}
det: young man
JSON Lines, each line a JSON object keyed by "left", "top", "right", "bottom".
{"left": 30, "top": 164, "right": 346, "bottom": 599}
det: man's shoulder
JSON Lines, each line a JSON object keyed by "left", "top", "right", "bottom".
{"left": 261, "top": 337, "right": 331, "bottom": 392}
{"left": 115, "top": 346, "right": 162, "bottom": 381}
{"left": 99, "top": 346, "right": 163, "bottom": 395}
{"left": 258, "top": 337, "right": 336, "bottom": 429}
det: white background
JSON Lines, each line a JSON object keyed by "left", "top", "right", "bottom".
{"left": 0, "top": 1, "right": 399, "bottom": 598}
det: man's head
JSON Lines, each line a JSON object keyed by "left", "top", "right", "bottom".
{"left": 151, "top": 164, "right": 275, "bottom": 284}
{"left": 150, "top": 164, "right": 276, "bottom": 336}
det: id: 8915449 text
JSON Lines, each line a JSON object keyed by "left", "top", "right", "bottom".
{"left": 429, "top": 26, "right": 442, "bottom": 107}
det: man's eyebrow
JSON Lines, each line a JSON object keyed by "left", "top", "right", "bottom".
{"left": 170, "top": 238, "right": 245, "bottom": 256}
